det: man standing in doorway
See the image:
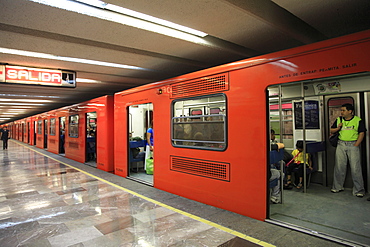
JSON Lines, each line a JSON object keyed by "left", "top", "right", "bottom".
{"left": 1, "top": 126, "right": 10, "bottom": 150}
{"left": 330, "top": 103, "right": 366, "bottom": 197}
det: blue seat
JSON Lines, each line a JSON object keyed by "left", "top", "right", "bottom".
{"left": 269, "top": 149, "right": 284, "bottom": 188}
{"left": 129, "top": 140, "right": 146, "bottom": 171}
{"left": 293, "top": 141, "right": 326, "bottom": 188}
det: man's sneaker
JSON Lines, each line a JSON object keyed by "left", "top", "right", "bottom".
{"left": 331, "top": 189, "right": 343, "bottom": 193}
{"left": 270, "top": 196, "right": 280, "bottom": 204}
{"left": 355, "top": 193, "right": 364, "bottom": 198}
{"left": 367, "top": 197, "right": 370, "bottom": 201}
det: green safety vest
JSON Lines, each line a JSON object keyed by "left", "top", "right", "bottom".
{"left": 338, "top": 116, "right": 361, "bottom": 141}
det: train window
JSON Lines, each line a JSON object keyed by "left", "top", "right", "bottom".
{"left": 172, "top": 94, "right": 227, "bottom": 150}
{"left": 50, "top": 118, "right": 56, "bottom": 136}
{"left": 37, "top": 120, "right": 42, "bottom": 135}
{"left": 69, "top": 114, "right": 79, "bottom": 138}
{"left": 269, "top": 102, "right": 293, "bottom": 141}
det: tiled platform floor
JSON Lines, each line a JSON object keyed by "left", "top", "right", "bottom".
{"left": 0, "top": 140, "right": 345, "bottom": 247}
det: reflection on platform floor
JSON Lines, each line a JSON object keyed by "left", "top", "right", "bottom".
{"left": 0, "top": 141, "right": 256, "bottom": 247}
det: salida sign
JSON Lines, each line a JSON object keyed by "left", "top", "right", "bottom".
{"left": 0, "top": 65, "right": 76, "bottom": 87}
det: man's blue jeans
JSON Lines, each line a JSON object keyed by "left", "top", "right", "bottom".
{"left": 332, "top": 140, "right": 365, "bottom": 195}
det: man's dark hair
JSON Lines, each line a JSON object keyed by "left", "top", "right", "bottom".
{"left": 342, "top": 103, "right": 354, "bottom": 112}
{"left": 271, "top": 129, "right": 275, "bottom": 134}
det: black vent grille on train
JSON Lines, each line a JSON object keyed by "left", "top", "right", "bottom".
{"left": 170, "top": 156, "right": 230, "bottom": 181}
{"left": 170, "top": 73, "right": 229, "bottom": 98}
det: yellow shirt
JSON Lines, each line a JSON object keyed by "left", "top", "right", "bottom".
{"left": 292, "top": 149, "right": 309, "bottom": 165}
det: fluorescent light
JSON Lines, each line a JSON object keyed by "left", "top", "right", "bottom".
{"left": 4, "top": 109, "right": 27, "bottom": 112}
{"left": 0, "top": 99, "right": 52, "bottom": 103}
{"left": 28, "top": 0, "right": 209, "bottom": 44}
{"left": 0, "top": 47, "right": 150, "bottom": 71}
{"left": 76, "top": 78, "right": 101, "bottom": 83}
{"left": 0, "top": 106, "right": 38, "bottom": 109}
{"left": 75, "top": 0, "right": 106, "bottom": 8}
{"left": 104, "top": 4, "right": 207, "bottom": 37}
{"left": 0, "top": 103, "right": 45, "bottom": 106}
{"left": 0, "top": 94, "right": 60, "bottom": 98}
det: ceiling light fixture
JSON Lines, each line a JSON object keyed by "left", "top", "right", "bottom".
{"left": 76, "top": 78, "right": 101, "bottom": 83}
{"left": 0, "top": 48, "right": 150, "bottom": 70}
{"left": 28, "top": 0, "right": 209, "bottom": 45}
{"left": 0, "top": 103, "right": 45, "bottom": 106}
{"left": 0, "top": 94, "right": 60, "bottom": 98}
{"left": 0, "top": 99, "right": 52, "bottom": 103}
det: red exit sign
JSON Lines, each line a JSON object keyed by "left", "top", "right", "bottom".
{"left": 0, "top": 65, "right": 76, "bottom": 87}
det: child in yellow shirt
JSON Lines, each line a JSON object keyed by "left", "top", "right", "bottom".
{"left": 285, "top": 141, "right": 312, "bottom": 189}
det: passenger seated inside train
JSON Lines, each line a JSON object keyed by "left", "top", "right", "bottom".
{"left": 285, "top": 141, "right": 312, "bottom": 189}
{"left": 270, "top": 141, "right": 285, "bottom": 204}
{"left": 86, "top": 131, "right": 96, "bottom": 161}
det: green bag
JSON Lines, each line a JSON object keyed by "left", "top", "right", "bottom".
{"left": 146, "top": 158, "right": 154, "bottom": 175}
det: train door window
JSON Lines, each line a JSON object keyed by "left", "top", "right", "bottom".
{"left": 128, "top": 103, "right": 153, "bottom": 185}
{"left": 50, "top": 118, "right": 56, "bottom": 136}
{"left": 37, "top": 120, "right": 42, "bottom": 135}
{"left": 69, "top": 115, "right": 79, "bottom": 138}
{"left": 269, "top": 101, "right": 294, "bottom": 147}
{"left": 172, "top": 94, "right": 227, "bottom": 150}
{"left": 86, "top": 112, "right": 97, "bottom": 165}
{"left": 327, "top": 97, "right": 354, "bottom": 127}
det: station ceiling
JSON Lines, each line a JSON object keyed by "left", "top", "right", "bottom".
{"left": 0, "top": 0, "right": 369, "bottom": 124}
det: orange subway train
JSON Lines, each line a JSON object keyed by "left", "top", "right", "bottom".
{"left": 5, "top": 30, "right": 370, "bottom": 245}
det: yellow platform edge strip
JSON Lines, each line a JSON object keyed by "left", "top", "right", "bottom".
{"left": 16, "top": 141, "right": 275, "bottom": 247}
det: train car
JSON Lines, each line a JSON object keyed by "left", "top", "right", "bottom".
{"left": 114, "top": 30, "right": 370, "bottom": 243}
{"left": 63, "top": 95, "right": 114, "bottom": 172}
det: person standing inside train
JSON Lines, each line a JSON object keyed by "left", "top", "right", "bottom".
{"left": 1, "top": 126, "right": 10, "bottom": 150}
{"left": 330, "top": 103, "right": 366, "bottom": 197}
{"left": 144, "top": 122, "right": 154, "bottom": 171}
{"left": 146, "top": 123, "right": 154, "bottom": 152}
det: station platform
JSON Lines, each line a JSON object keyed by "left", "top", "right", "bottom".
{"left": 0, "top": 140, "right": 344, "bottom": 247}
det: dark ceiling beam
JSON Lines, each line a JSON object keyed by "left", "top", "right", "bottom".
{"left": 203, "top": 35, "right": 260, "bottom": 57}
{"left": 223, "top": 0, "right": 327, "bottom": 44}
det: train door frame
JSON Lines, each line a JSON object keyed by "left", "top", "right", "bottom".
{"left": 33, "top": 121, "right": 37, "bottom": 145}
{"left": 20, "top": 122, "right": 24, "bottom": 142}
{"left": 59, "top": 116, "right": 66, "bottom": 154}
{"left": 127, "top": 102, "right": 153, "bottom": 185}
{"left": 365, "top": 92, "right": 370, "bottom": 192}
{"left": 268, "top": 74, "right": 370, "bottom": 246}
{"left": 44, "top": 119, "right": 48, "bottom": 149}
{"left": 27, "top": 122, "right": 30, "bottom": 144}
{"left": 85, "top": 112, "right": 97, "bottom": 165}
{"left": 324, "top": 93, "right": 367, "bottom": 191}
